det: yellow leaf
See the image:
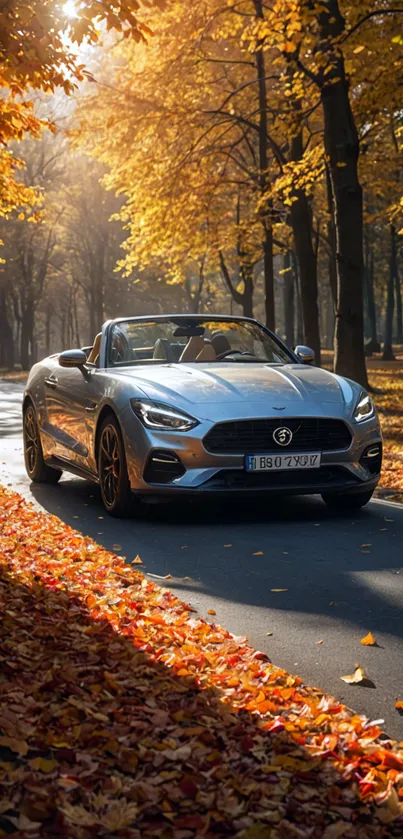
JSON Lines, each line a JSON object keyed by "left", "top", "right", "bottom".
{"left": 361, "top": 632, "right": 377, "bottom": 646}
{"left": 133, "top": 556, "right": 142, "bottom": 564}
{"left": 253, "top": 551, "right": 264, "bottom": 556}
{"left": 30, "top": 757, "right": 58, "bottom": 773}
{"left": 336, "top": 162, "right": 348, "bottom": 167}
{"left": 353, "top": 45, "right": 365, "bottom": 54}
{"left": 271, "top": 588, "right": 288, "bottom": 592}
{"left": 340, "top": 665, "right": 367, "bottom": 684}
{"left": 0, "top": 736, "right": 28, "bottom": 756}
{"left": 208, "top": 609, "right": 216, "bottom": 615}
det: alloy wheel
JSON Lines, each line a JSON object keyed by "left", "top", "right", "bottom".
{"left": 99, "top": 425, "right": 121, "bottom": 508}
{"left": 24, "top": 406, "right": 39, "bottom": 475}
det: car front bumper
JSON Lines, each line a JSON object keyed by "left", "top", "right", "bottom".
{"left": 119, "top": 404, "right": 383, "bottom": 499}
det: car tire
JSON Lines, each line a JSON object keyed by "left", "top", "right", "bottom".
{"left": 97, "top": 415, "right": 133, "bottom": 518}
{"left": 23, "top": 403, "right": 62, "bottom": 484}
{"left": 321, "top": 489, "right": 374, "bottom": 511}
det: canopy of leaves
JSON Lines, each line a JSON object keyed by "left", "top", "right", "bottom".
{"left": 75, "top": 0, "right": 403, "bottom": 305}
{"left": 0, "top": 0, "right": 161, "bottom": 216}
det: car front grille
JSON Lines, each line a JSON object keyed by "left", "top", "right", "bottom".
{"left": 203, "top": 418, "right": 352, "bottom": 454}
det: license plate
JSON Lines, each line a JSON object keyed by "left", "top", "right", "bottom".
{"left": 245, "top": 453, "right": 321, "bottom": 472}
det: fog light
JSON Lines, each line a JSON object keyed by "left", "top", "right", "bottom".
{"left": 360, "top": 444, "right": 382, "bottom": 476}
{"left": 144, "top": 450, "right": 185, "bottom": 484}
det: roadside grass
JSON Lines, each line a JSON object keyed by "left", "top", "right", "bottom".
{"left": 322, "top": 352, "right": 403, "bottom": 499}
{"left": 0, "top": 369, "right": 29, "bottom": 382}
{"left": 1, "top": 485, "right": 403, "bottom": 837}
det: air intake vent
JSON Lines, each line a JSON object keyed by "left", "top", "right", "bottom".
{"left": 144, "top": 450, "right": 185, "bottom": 484}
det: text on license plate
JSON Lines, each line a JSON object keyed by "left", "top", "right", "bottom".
{"left": 245, "top": 453, "right": 321, "bottom": 472}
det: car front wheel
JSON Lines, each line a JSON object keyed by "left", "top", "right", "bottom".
{"left": 321, "top": 489, "right": 374, "bottom": 511}
{"left": 98, "top": 415, "right": 133, "bottom": 517}
{"left": 23, "top": 404, "right": 62, "bottom": 484}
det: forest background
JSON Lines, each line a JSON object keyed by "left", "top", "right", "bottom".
{"left": 0, "top": 0, "right": 402, "bottom": 389}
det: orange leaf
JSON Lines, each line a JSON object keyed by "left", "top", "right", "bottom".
{"left": 361, "top": 632, "right": 377, "bottom": 646}
{"left": 207, "top": 609, "right": 216, "bottom": 615}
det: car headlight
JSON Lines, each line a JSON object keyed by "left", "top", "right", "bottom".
{"left": 353, "top": 391, "right": 375, "bottom": 422}
{"left": 131, "top": 399, "right": 199, "bottom": 431}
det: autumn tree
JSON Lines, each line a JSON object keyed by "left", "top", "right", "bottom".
{"left": 0, "top": 0, "right": 158, "bottom": 218}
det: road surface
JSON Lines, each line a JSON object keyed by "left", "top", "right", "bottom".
{"left": 1, "top": 380, "right": 403, "bottom": 737}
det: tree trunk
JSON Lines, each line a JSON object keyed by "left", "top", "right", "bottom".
{"left": 292, "top": 251, "right": 304, "bottom": 345}
{"left": 0, "top": 286, "right": 14, "bottom": 370}
{"left": 20, "top": 307, "right": 34, "bottom": 371}
{"left": 290, "top": 208, "right": 320, "bottom": 359}
{"left": 363, "top": 238, "right": 379, "bottom": 355}
{"left": 254, "top": 0, "right": 275, "bottom": 330}
{"left": 263, "top": 225, "right": 275, "bottom": 330}
{"left": 242, "top": 265, "right": 254, "bottom": 318}
{"left": 283, "top": 251, "right": 294, "bottom": 348}
{"left": 45, "top": 305, "right": 52, "bottom": 357}
{"left": 383, "top": 225, "right": 397, "bottom": 361}
{"left": 318, "top": 2, "right": 368, "bottom": 387}
{"left": 395, "top": 253, "right": 402, "bottom": 344}
{"left": 289, "top": 130, "right": 321, "bottom": 363}
{"left": 325, "top": 287, "right": 335, "bottom": 349}
{"left": 326, "top": 166, "right": 337, "bottom": 310}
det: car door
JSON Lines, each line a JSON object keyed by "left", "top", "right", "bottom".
{"left": 44, "top": 361, "right": 95, "bottom": 468}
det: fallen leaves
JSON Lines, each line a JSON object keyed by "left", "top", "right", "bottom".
{"left": 361, "top": 631, "right": 378, "bottom": 646}
{"left": 271, "top": 588, "right": 288, "bottom": 592}
{"left": 207, "top": 608, "right": 216, "bottom": 615}
{"left": 1, "top": 485, "right": 403, "bottom": 837}
{"left": 0, "top": 736, "right": 28, "bottom": 756}
{"left": 340, "top": 665, "right": 372, "bottom": 685}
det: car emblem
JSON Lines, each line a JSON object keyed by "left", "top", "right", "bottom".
{"left": 273, "top": 426, "right": 293, "bottom": 446}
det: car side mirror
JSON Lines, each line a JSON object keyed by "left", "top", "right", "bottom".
{"left": 295, "top": 345, "right": 315, "bottom": 365}
{"left": 58, "top": 349, "right": 88, "bottom": 368}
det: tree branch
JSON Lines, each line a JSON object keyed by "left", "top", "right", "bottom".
{"left": 342, "top": 8, "right": 403, "bottom": 42}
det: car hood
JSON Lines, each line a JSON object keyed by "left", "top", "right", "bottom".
{"left": 115, "top": 363, "right": 359, "bottom": 419}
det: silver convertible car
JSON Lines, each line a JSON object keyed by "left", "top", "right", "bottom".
{"left": 23, "top": 314, "right": 382, "bottom": 517}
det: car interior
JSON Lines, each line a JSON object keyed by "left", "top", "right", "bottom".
{"left": 84, "top": 331, "right": 234, "bottom": 367}
{"left": 80, "top": 320, "right": 291, "bottom": 368}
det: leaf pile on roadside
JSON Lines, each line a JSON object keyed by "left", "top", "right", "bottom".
{"left": 1, "top": 486, "right": 403, "bottom": 837}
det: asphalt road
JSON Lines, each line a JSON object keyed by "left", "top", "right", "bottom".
{"left": 1, "top": 380, "right": 403, "bottom": 738}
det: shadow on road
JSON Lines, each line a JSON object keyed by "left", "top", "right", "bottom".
{"left": 31, "top": 476, "right": 403, "bottom": 644}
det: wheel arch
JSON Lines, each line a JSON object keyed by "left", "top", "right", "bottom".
{"left": 22, "top": 393, "right": 34, "bottom": 414}
{"left": 94, "top": 404, "right": 122, "bottom": 462}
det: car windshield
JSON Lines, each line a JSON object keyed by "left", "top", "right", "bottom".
{"left": 106, "top": 318, "right": 293, "bottom": 367}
